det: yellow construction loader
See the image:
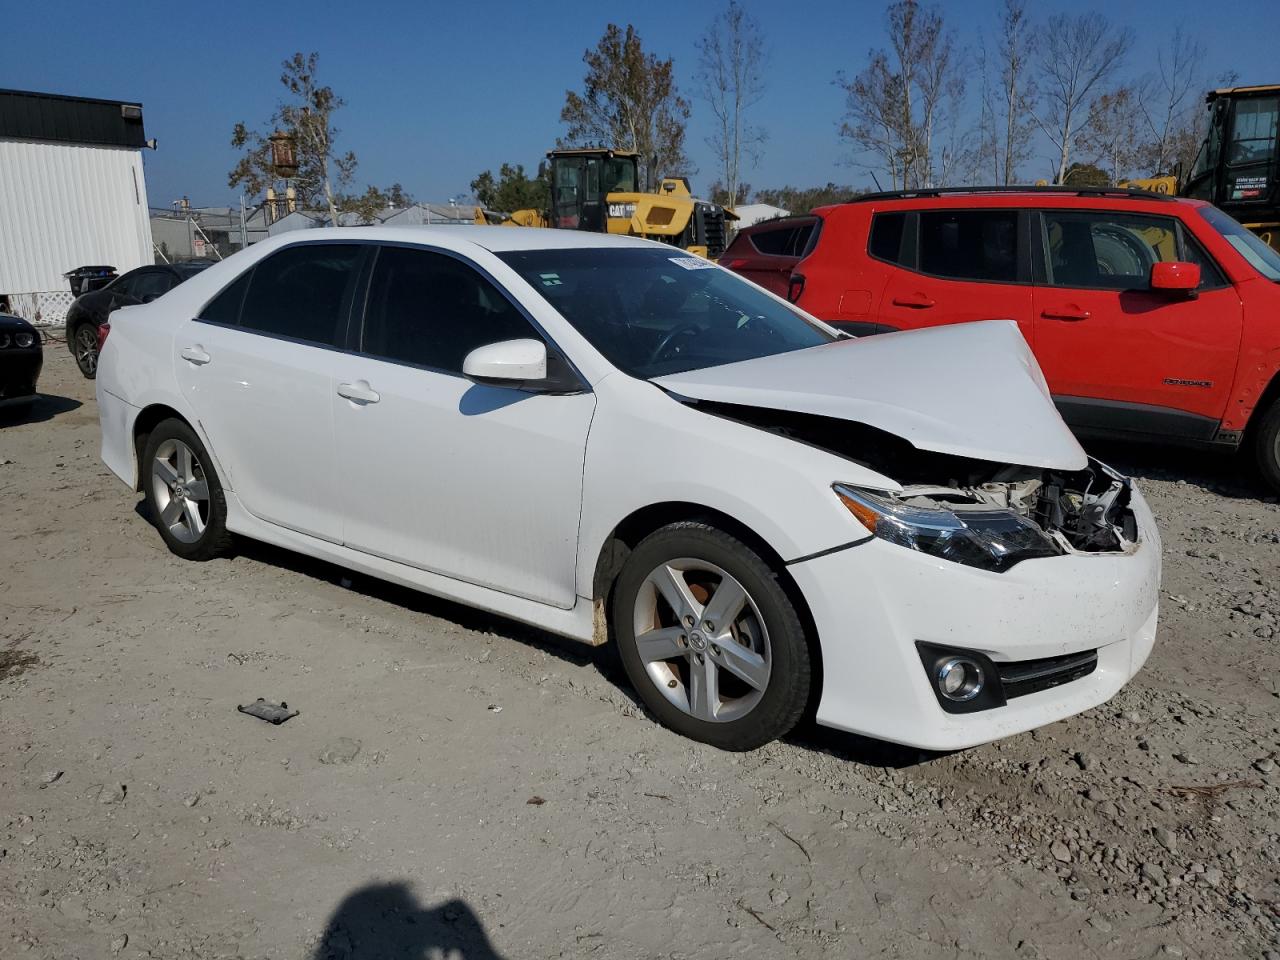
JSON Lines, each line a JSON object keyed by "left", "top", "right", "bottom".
{"left": 476, "top": 148, "right": 736, "bottom": 259}
{"left": 1121, "top": 84, "right": 1280, "bottom": 252}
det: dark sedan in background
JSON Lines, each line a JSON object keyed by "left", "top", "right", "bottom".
{"left": 65, "top": 262, "right": 212, "bottom": 378}
{"left": 0, "top": 314, "right": 43, "bottom": 411}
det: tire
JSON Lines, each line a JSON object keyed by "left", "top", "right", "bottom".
{"left": 72, "top": 323, "right": 99, "bottom": 379}
{"left": 142, "top": 419, "right": 233, "bottom": 561}
{"left": 611, "top": 522, "right": 813, "bottom": 751}
{"left": 1253, "top": 396, "right": 1280, "bottom": 494}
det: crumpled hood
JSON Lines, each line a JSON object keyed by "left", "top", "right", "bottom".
{"left": 653, "top": 320, "right": 1088, "bottom": 471}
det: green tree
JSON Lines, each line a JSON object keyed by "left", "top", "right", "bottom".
{"left": 753, "top": 183, "right": 865, "bottom": 213}
{"left": 470, "top": 163, "right": 549, "bottom": 214}
{"left": 560, "top": 24, "right": 692, "bottom": 191}
{"left": 707, "top": 181, "right": 752, "bottom": 207}
{"left": 229, "top": 52, "right": 357, "bottom": 223}
{"left": 337, "top": 182, "right": 416, "bottom": 224}
{"left": 1062, "top": 161, "right": 1110, "bottom": 186}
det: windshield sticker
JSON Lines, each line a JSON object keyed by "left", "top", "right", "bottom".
{"left": 668, "top": 256, "right": 716, "bottom": 271}
{"left": 538, "top": 273, "right": 562, "bottom": 286}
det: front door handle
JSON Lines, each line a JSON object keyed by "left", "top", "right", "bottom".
{"left": 337, "top": 380, "right": 380, "bottom": 404}
{"left": 891, "top": 294, "right": 936, "bottom": 309}
{"left": 180, "top": 345, "right": 211, "bottom": 365}
{"left": 1040, "top": 307, "right": 1091, "bottom": 322}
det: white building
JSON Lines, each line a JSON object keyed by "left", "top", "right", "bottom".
{"left": 0, "top": 89, "right": 154, "bottom": 325}
{"left": 730, "top": 203, "right": 792, "bottom": 228}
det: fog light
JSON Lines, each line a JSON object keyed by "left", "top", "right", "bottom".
{"left": 937, "top": 658, "right": 984, "bottom": 702}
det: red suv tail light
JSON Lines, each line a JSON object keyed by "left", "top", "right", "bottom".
{"left": 787, "top": 274, "right": 806, "bottom": 304}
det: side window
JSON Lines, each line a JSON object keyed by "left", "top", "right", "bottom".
{"left": 199, "top": 270, "right": 253, "bottom": 326}
{"left": 1041, "top": 212, "right": 1180, "bottom": 291}
{"left": 237, "top": 244, "right": 363, "bottom": 345}
{"left": 749, "top": 226, "right": 797, "bottom": 256}
{"left": 868, "top": 212, "right": 908, "bottom": 264}
{"left": 131, "top": 271, "right": 174, "bottom": 302}
{"left": 1179, "top": 230, "right": 1228, "bottom": 289}
{"left": 919, "top": 210, "right": 1018, "bottom": 282}
{"left": 360, "top": 246, "right": 540, "bottom": 374}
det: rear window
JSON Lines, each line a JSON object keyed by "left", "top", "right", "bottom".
{"left": 747, "top": 221, "right": 815, "bottom": 258}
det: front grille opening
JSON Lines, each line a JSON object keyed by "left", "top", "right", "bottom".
{"left": 997, "top": 650, "right": 1097, "bottom": 700}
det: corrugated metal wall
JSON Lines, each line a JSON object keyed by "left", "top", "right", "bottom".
{"left": 0, "top": 138, "right": 153, "bottom": 318}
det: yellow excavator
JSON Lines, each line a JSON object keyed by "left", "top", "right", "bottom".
{"left": 476, "top": 148, "right": 736, "bottom": 259}
{"left": 1122, "top": 85, "right": 1280, "bottom": 252}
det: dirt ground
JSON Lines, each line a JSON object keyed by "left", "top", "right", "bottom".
{"left": 2, "top": 347, "right": 1278, "bottom": 960}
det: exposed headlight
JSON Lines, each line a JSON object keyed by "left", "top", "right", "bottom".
{"left": 607, "top": 202, "right": 637, "bottom": 219}
{"left": 0, "top": 333, "right": 9, "bottom": 348}
{"left": 833, "top": 484, "right": 1060, "bottom": 572}
{"left": 14, "top": 331, "right": 35, "bottom": 348}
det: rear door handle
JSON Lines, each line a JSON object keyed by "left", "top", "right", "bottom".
{"left": 1040, "top": 308, "right": 1091, "bottom": 322}
{"left": 180, "top": 345, "right": 211, "bottom": 365}
{"left": 891, "top": 294, "right": 935, "bottom": 309}
{"left": 337, "top": 380, "right": 380, "bottom": 404}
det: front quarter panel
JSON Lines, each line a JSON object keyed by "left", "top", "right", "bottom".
{"left": 578, "top": 373, "right": 898, "bottom": 595}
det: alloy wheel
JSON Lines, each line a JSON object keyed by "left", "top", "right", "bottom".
{"left": 152, "top": 439, "right": 210, "bottom": 544}
{"left": 631, "top": 558, "right": 772, "bottom": 723}
{"left": 75, "top": 326, "right": 98, "bottom": 375}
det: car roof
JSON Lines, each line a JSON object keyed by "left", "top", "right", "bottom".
{"left": 270, "top": 224, "right": 660, "bottom": 254}
{"left": 740, "top": 215, "right": 819, "bottom": 232}
{"left": 813, "top": 187, "right": 1208, "bottom": 217}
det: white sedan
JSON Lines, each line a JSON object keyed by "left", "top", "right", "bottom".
{"left": 96, "top": 227, "right": 1160, "bottom": 751}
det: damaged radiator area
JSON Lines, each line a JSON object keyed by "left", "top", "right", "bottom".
{"left": 690, "top": 400, "right": 1139, "bottom": 554}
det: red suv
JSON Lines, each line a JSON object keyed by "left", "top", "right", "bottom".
{"left": 771, "top": 188, "right": 1280, "bottom": 490}
{"left": 719, "top": 216, "right": 819, "bottom": 297}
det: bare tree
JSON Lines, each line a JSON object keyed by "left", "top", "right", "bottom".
{"left": 1033, "top": 15, "right": 1133, "bottom": 184}
{"left": 561, "top": 24, "right": 692, "bottom": 190}
{"left": 994, "top": 0, "right": 1036, "bottom": 183}
{"left": 695, "top": 1, "right": 768, "bottom": 211}
{"left": 838, "top": 0, "right": 965, "bottom": 189}
{"left": 1139, "top": 26, "right": 1206, "bottom": 176}
{"left": 1078, "top": 85, "right": 1145, "bottom": 182}
{"left": 230, "top": 53, "right": 356, "bottom": 224}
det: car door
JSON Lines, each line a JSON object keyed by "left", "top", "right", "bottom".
{"left": 1031, "top": 209, "right": 1244, "bottom": 437}
{"left": 333, "top": 244, "right": 595, "bottom": 609}
{"left": 174, "top": 243, "right": 366, "bottom": 542}
{"left": 877, "top": 208, "right": 1036, "bottom": 344}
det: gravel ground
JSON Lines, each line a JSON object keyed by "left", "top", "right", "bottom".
{"left": 1, "top": 350, "right": 1278, "bottom": 960}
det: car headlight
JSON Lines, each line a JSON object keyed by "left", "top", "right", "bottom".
{"left": 0, "top": 333, "right": 9, "bottom": 349}
{"left": 14, "top": 331, "right": 35, "bottom": 348}
{"left": 833, "top": 484, "right": 1060, "bottom": 572}
{"left": 607, "top": 202, "right": 637, "bottom": 219}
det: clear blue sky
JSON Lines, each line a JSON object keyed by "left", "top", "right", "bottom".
{"left": 2, "top": 0, "right": 1274, "bottom": 209}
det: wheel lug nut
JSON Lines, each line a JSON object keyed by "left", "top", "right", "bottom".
{"left": 678, "top": 634, "right": 688, "bottom": 647}
{"left": 683, "top": 615, "right": 694, "bottom": 628}
{"left": 703, "top": 620, "right": 715, "bottom": 633}
{"left": 710, "top": 644, "right": 721, "bottom": 657}
{"left": 695, "top": 653, "right": 704, "bottom": 664}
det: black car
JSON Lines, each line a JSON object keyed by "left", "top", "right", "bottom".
{"left": 0, "top": 314, "right": 43, "bottom": 411}
{"left": 65, "top": 262, "right": 213, "bottom": 378}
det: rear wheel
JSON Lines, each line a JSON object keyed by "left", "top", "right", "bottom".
{"left": 1253, "top": 397, "right": 1280, "bottom": 494}
{"left": 612, "top": 522, "right": 812, "bottom": 751}
{"left": 72, "top": 324, "right": 99, "bottom": 379}
{"left": 142, "top": 419, "right": 233, "bottom": 561}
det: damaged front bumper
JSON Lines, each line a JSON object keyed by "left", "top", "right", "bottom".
{"left": 790, "top": 481, "right": 1161, "bottom": 751}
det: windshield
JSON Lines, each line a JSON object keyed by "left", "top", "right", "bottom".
{"left": 602, "top": 157, "right": 637, "bottom": 193}
{"left": 498, "top": 248, "right": 835, "bottom": 378}
{"left": 1200, "top": 205, "right": 1280, "bottom": 281}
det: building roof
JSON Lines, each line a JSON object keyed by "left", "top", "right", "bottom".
{"left": 0, "top": 88, "right": 146, "bottom": 148}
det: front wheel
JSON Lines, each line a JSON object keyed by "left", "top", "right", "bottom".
{"left": 1254, "top": 397, "right": 1280, "bottom": 494}
{"left": 142, "top": 419, "right": 233, "bottom": 561}
{"left": 72, "top": 324, "right": 99, "bottom": 379}
{"left": 612, "top": 522, "right": 813, "bottom": 751}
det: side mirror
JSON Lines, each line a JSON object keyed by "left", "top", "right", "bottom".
{"left": 462, "top": 339, "right": 584, "bottom": 393}
{"left": 1151, "top": 261, "right": 1200, "bottom": 294}
{"left": 463, "top": 338, "right": 548, "bottom": 385}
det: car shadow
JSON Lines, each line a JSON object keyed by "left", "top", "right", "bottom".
{"left": 1081, "top": 437, "right": 1276, "bottom": 502}
{"left": 311, "top": 882, "right": 508, "bottom": 960}
{"left": 0, "top": 393, "right": 82, "bottom": 426}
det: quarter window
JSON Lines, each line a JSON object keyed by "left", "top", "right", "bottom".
{"left": 918, "top": 210, "right": 1019, "bottom": 282}
{"left": 360, "top": 247, "right": 540, "bottom": 374}
{"left": 868, "top": 212, "right": 908, "bottom": 265}
{"left": 236, "top": 244, "right": 363, "bottom": 346}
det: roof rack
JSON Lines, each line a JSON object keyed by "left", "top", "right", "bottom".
{"left": 852, "top": 185, "right": 1178, "bottom": 203}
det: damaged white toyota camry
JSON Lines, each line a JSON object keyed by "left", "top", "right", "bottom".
{"left": 96, "top": 227, "right": 1160, "bottom": 752}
